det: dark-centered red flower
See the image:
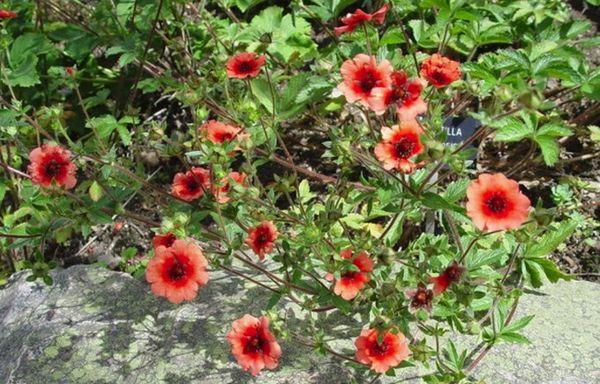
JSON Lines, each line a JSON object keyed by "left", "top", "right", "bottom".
{"left": 0, "top": 10, "right": 17, "bottom": 19}
{"left": 355, "top": 328, "right": 410, "bottom": 373}
{"left": 374, "top": 121, "right": 425, "bottom": 173}
{"left": 226, "top": 52, "right": 266, "bottom": 79}
{"left": 369, "top": 70, "right": 428, "bottom": 121}
{"left": 420, "top": 53, "right": 462, "bottom": 88}
{"left": 245, "top": 221, "right": 279, "bottom": 260}
{"left": 405, "top": 283, "right": 434, "bottom": 312}
{"left": 338, "top": 54, "right": 393, "bottom": 108}
{"left": 145, "top": 239, "right": 209, "bottom": 304}
{"left": 334, "top": 4, "right": 389, "bottom": 36}
{"left": 200, "top": 120, "right": 243, "bottom": 144}
{"left": 153, "top": 232, "right": 177, "bottom": 249}
{"left": 466, "top": 173, "right": 531, "bottom": 232}
{"left": 214, "top": 171, "right": 248, "bottom": 204}
{"left": 171, "top": 167, "right": 211, "bottom": 202}
{"left": 227, "top": 314, "right": 282, "bottom": 376}
{"left": 430, "top": 262, "right": 466, "bottom": 295}
{"left": 28, "top": 144, "right": 77, "bottom": 190}
{"left": 334, "top": 249, "right": 374, "bottom": 300}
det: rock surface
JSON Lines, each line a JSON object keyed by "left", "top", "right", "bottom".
{"left": 0, "top": 265, "right": 598, "bottom": 384}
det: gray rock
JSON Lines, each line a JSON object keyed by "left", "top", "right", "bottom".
{"left": 0, "top": 265, "right": 598, "bottom": 384}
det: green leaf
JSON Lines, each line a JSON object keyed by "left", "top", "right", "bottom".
{"left": 5, "top": 55, "right": 40, "bottom": 87}
{"left": 421, "top": 192, "right": 465, "bottom": 213}
{"left": 503, "top": 315, "right": 534, "bottom": 333}
{"left": 89, "top": 181, "right": 103, "bottom": 202}
{"left": 493, "top": 116, "right": 533, "bottom": 142}
{"left": 250, "top": 78, "right": 275, "bottom": 112}
{"left": 537, "top": 123, "right": 572, "bottom": 137}
{"left": 266, "top": 292, "right": 282, "bottom": 310}
{"left": 524, "top": 220, "right": 579, "bottom": 259}
{"left": 443, "top": 178, "right": 470, "bottom": 203}
{"left": 498, "top": 332, "right": 531, "bottom": 344}
{"left": 534, "top": 135, "right": 559, "bottom": 165}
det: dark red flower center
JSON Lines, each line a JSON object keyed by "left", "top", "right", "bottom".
{"left": 444, "top": 264, "right": 464, "bottom": 282}
{"left": 167, "top": 259, "right": 188, "bottom": 281}
{"left": 256, "top": 230, "right": 270, "bottom": 246}
{"left": 44, "top": 159, "right": 64, "bottom": 178}
{"left": 485, "top": 193, "right": 507, "bottom": 213}
{"left": 342, "top": 271, "right": 360, "bottom": 280}
{"left": 393, "top": 136, "right": 416, "bottom": 159}
{"left": 371, "top": 340, "right": 390, "bottom": 356}
{"left": 357, "top": 67, "right": 380, "bottom": 93}
{"left": 411, "top": 286, "right": 433, "bottom": 309}
{"left": 237, "top": 60, "right": 254, "bottom": 74}
{"left": 161, "top": 233, "right": 176, "bottom": 248}
{"left": 244, "top": 328, "right": 268, "bottom": 354}
{"left": 216, "top": 131, "right": 235, "bottom": 142}
{"left": 430, "top": 70, "right": 448, "bottom": 84}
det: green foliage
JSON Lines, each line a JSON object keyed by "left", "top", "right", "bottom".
{"left": 0, "top": 0, "right": 596, "bottom": 381}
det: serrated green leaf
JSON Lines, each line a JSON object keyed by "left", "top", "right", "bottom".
{"left": 524, "top": 220, "right": 579, "bottom": 259}
{"left": 493, "top": 116, "right": 533, "bottom": 142}
{"left": 534, "top": 135, "right": 560, "bottom": 165}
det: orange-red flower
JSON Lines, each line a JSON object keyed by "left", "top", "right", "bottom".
{"left": 28, "top": 144, "right": 77, "bottom": 190}
{"left": 369, "top": 70, "right": 427, "bottom": 121}
{"left": 0, "top": 10, "right": 17, "bottom": 19}
{"left": 333, "top": 249, "right": 374, "bottom": 300}
{"left": 405, "top": 283, "right": 434, "bottom": 312}
{"left": 226, "top": 52, "right": 266, "bottom": 79}
{"left": 171, "top": 167, "right": 211, "bottom": 202}
{"left": 334, "top": 4, "right": 389, "bottom": 36}
{"left": 145, "top": 239, "right": 209, "bottom": 304}
{"left": 245, "top": 221, "right": 279, "bottom": 260}
{"left": 227, "top": 314, "right": 282, "bottom": 376}
{"left": 200, "top": 120, "right": 243, "bottom": 144}
{"left": 214, "top": 171, "right": 248, "bottom": 204}
{"left": 355, "top": 328, "right": 410, "bottom": 373}
{"left": 420, "top": 53, "right": 461, "bottom": 88}
{"left": 466, "top": 173, "right": 531, "bottom": 232}
{"left": 374, "top": 121, "right": 424, "bottom": 173}
{"left": 429, "top": 261, "right": 465, "bottom": 295}
{"left": 153, "top": 232, "right": 177, "bottom": 249}
{"left": 338, "top": 54, "right": 392, "bottom": 108}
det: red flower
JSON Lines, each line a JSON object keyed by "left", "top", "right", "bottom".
{"left": 27, "top": 144, "right": 77, "bottom": 189}
{"left": 245, "top": 221, "right": 279, "bottom": 260}
{"left": 429, "top": 261, "right": 466, "bottom": 295}
{"left": 334, "top": 4, "right": 389, "bottom": 36}
{"left": 0, "top": 10, "right": 17, "bottom": 19}
{"left": 227, "top": 314, "right": 282, "bottom": 376}
{"left": 420, "top": 53, "right": 461, "bottom": 88}
{"left": 374, "top": 121, "right": 425, "bottom": 173}
{"left": 145, "top": 239, "right": 209, "bottom": 304}
{"left": 405, "top": 283, "right": 434, "bottom": 312}
{"left": 369, "top": 71, "right": 428, "bottom": 121}
{"left": 466, "top": 173, "right": 531, "bottom": 232}
{"left": 355, "top": 328, "right": 410, "bottom": 373}
{"left": 200, "top": 120, "right": 243, "bottom": 144}
{"left": 214, "top": 171, "right": 248, "bottom": 204}
{"left": 333, "top": 249, "right": 374, "bottom": 300}
{"left": 226, "top": 52, "right": 266, "bottom": 79}
{"left": 153, "top": 232, "right": 177, "bottom": 249}
{"left": 171, "top": 167, "right": 211, "bottom": 202}
{"left": 113, "top": 221, "right": 124, "bottom": 233}
{"left": 338, "top": 54, "right": 393, "bottom": 108}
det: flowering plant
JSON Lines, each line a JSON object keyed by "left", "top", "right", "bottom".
{"left": 1, "top": 1, "right": 598, "bottom": 382}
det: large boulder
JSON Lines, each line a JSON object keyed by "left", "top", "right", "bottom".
{"left": 0, "top": 265, "right": 598, "bottom": 383}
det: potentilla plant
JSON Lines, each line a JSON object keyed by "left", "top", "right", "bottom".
{"left": 0, "top": 1, "right": 594, "bottom": 383}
